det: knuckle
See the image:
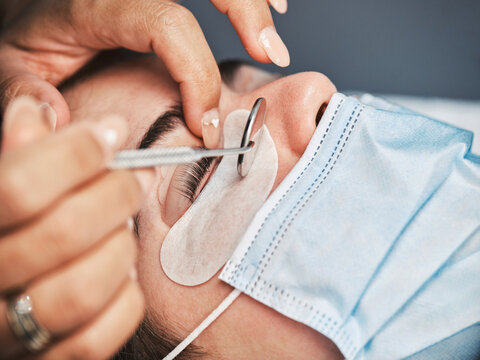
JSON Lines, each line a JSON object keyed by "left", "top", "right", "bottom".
{"left": 111, "top": 229, "right": 137, "bottom": 271}
{"left": 69, "top": 287, "right": 144, "bottom": 360}
{"left": 193, "top": 68, "right": 221, "bottom": 88}
{"left": 129, "top": 282, "right": 146, "bottom": 317}
{"left": 110, "top": 171, "right": 143, "bottom": 212}
{"left": 59, "top": 278, "right": 102, "bottom": 321}
{"left": 66, "top": 127, "right": 104, "bottom": 171}
{"left": 185, "top": 70, "right": 222, "bottom": 105}
{"left": 0, "top": 74, "right": 28, "bottom": 108}
{"left": 71, "top": 334, "right": 106, "bottom": 360}
{"left": 43, "top": 211, "right": 79, "bottom": 258}
{"left": 120, "top": 229, "right": 138, "bottom": 264}
{"left": 69, "top": 0, "right": 91, "bottom": 24}
{"left": 152, "top": 3, "right": 195, "bottom": 33}
{"left": 0, "top": 161, "right": 39, "bottom": 220}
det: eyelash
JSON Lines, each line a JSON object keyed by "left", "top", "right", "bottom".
{"left": 175, "top": 156, "right": 216, "bottom": 203}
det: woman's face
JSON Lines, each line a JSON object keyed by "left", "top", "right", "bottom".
{"left": 63, "top": 56, "right": 341, "bottom": 359}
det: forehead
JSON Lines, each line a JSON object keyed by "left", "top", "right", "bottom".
{"left": 63, "top": 56, "right": 181, "bottom": 148}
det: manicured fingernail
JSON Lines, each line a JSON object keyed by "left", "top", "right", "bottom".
{"left": 90, "top": 115, "right": 128, "bottom": 157}
{"left": 201, "top": 108, "right": 221, "bottom": 149}
{"left": 258, "top": 26, "right": 290, "bottom": 67}
{"left": 39, "top": 103, "right": 57, "bottom": 132}
{"left": 270, "top": 0, "right": 288, "bottom": 14}
{"left": 127, "top": 217, "right": 134, "bottom": 231}
{"left": 3, "top": 96, "right": 42, "bottom": 132}
{"left": 129, "top": 266, "right": 138, "bottom": 281}
{"left": 133, "top": 168, "right": 155, "bottom": 195}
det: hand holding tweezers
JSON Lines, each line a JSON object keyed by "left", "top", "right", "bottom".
{"left": 108, "top": 98, "right": 266, "bottom": 177}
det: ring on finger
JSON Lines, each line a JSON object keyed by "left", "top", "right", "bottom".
{"left": 6, "top": 293, "right": 52, "bottom": 352}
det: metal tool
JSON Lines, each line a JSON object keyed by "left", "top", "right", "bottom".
{"left": 108, "top": 98, "right": 266, "bottom": 177}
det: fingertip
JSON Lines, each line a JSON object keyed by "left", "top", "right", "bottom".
{"left": 5, "top": 75, "right": 71, "bottom": 129}
{"left": 89, "top": 114, "right": 129, "bottom": 158}
{"left": 258, "top": 26, "right": 290, "bottom": 67}
{"left": 40, "top": 103, "right": 57, "bottom": 132}
{"left": 201, "top": 108, "right": 222, "bottom": 149}
{"left": 270, "top": 0, "right": 288, "bottom": 14}
{"left": 179, "top": 76, "right": 221, "bottom": 139}
{"left": 4, "top": 95, "right": 41, "bottom": 125}
{"left": 2, "top": 96, "right": 54, "bottom": 151}
{"left": 34, "top": 87, "right": 71, "bottom": 129}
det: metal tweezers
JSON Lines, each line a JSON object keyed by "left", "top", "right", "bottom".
{"left": 108, "top": 145, "right": 252, "bottom": 169}
{"left": 108, "top": 97, "right": 265, "bottom": 176}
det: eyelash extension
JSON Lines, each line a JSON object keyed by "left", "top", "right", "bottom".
{"left": 175, "top": 156, "right": 217, "bottom": 203}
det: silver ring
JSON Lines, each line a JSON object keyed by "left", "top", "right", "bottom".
{"left": 6, "top": 294, "right": 51, "bottom": 352}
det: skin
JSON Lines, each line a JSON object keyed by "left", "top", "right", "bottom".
{"left": 60, "top": 56, "right": 342, "bottom": 359}
{"left": 0, "top": 97, "right": 150, "bottom": 360}
{"left": 0, "top": 0, "right": 289, "bottom": 148}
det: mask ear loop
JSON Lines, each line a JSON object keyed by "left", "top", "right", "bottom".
{"left": 162, "top": 289, "right": 241, "bottom": 360}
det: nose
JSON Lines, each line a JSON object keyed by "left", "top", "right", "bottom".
{"left": 242, "top": 72, "right": 336, "bottom": 180}
{"left": 258, "top": 72, "right": 336, "bottom": 155}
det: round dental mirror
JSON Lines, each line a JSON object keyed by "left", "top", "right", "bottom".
{"left": 237, "top": 97, "right": 266, "bottom": 177}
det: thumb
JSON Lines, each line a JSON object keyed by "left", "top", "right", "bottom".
{"left": 0, "top": 70, "right": 70, "bottom": 130}
{"left": 1, "top": 96, "right": 56, "bottom": 152}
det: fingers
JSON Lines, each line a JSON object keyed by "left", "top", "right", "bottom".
{"left": 147, "top": 2, "right": 222, "bottom": 142}
{"left": 269, "top": 0, "right": 288, "bottom": 14}
{"left": 0, "top": 226, "right": 137, "bottom": 358}
{"left": 211, "top": 0, "right": 290, "bottom": 67}
{"left": 0, "top": 53, "right": 70, "bottom": 128}
{"left": 86, "top": 0, "right": 222, "bottom": 146}
{"left": 29, "top": 226, "right": 137, "bottom": 336}
{"left": 1, "top": 96, "right": 55, "bottom": 153}
{"left": 0, "top": 114, "right": 129, "bottom": 227}
{"left": 40, "top": 280, "right": 144, "bottom": 360}
{"left": 76, "top": 0, "right": 288, "bottom": 148}
{"left": 84, "top": 0, "right": 219, "bottom": 138}
{"left": 0, "top": 168, "right": 154, "bottom": 291}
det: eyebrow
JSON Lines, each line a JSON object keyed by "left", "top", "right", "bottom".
{"left": 137, "top": 104, "right": 185, "bottom": 149}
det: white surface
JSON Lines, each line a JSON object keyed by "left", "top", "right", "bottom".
{"left": 384, "top": 95, "right": 480, "bottom": 154}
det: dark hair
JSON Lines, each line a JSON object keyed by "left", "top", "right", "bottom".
{"left": 112, "top": 315, "right": 206, "bottom": 360}
{"left": 58, "top": 49, "right": 145, "bottom": 92}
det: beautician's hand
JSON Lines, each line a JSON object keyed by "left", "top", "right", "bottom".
{"left": 0, "top": 97, "right": 153, "bottom": 359}
{"left": 0, "top": 0, "right": 289, "bottom": 148}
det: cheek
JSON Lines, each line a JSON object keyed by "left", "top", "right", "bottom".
{"left": 160, "top": 120, "right": 278, "bottom": 287}
{"left": 136, "top": 204, "right": 233, "bottom": 335}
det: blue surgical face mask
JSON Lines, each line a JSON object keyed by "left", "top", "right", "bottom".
{"left": 164, "top": 93, "right": 480, "bottom": 360}
{"left": 219, "top": 93, "right": 480, "bottom": 359}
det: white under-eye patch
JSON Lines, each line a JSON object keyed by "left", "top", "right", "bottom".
{"left": 160, "top": 109, "right": 278, "bottom": 286}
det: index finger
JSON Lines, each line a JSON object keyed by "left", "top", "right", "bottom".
{"left": 0, "top": 114, "right": 127, "bottom": 227}
{"left": 86, "top": 1, "right": 222, "bottom": 147}
{"left": 148, "top": 2, "right": 222, "bottom": 143}
{"left": 211, "top": 0, "right": 290, "bottom": 67}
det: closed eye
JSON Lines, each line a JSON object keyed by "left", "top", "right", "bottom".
{"left": 174, "top": 155, "right": 219, "bottom": 203}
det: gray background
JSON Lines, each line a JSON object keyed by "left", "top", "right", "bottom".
{"left": 183, "top": 0, "right": 480, "bottom": 99}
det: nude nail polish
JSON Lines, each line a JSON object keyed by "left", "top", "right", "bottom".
{"left": 127, "top": 217, "right": 134, "bottom": 230}
{"left": 3, "top": 96, "right": 41, "bottom": 132}
{"left": 201, "top": 108, "right": 221, "bottom": 149}
{"left": 90, "top": 115, "right": 128, "bottom": 157}
{"left": 39, "top": 103, "right": 57, "bottom": 132}
{"left": 270, "top": 0, "right": 288, "bottom": 14}
{"left": 258, "top": 26, "right": 290, "bottom": 68}
{"left": 133, "top": 169, "right": 155, "bottom": 195}
{"left": 129, "top": 266, "right": 138, "bottom": 281}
